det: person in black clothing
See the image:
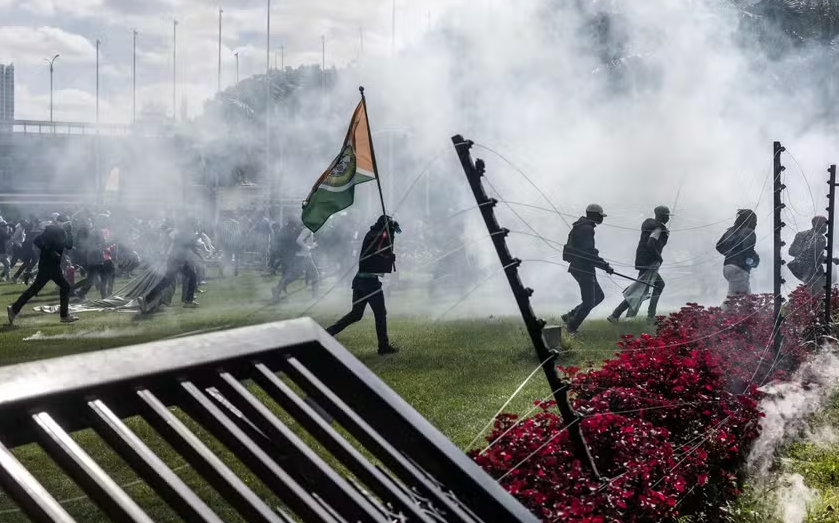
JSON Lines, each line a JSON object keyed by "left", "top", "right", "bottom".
{"left": 71, "top": 219, "right": 107, "bottom": 300}
{"left": 12, "top": 216, "right": 38, "bottom": 284}
{"left": 608, "top": 206, "right": 671, "bottom": 323}
{"left": 0, "top": 219, "right": 11, "bottom": 281}
{"left": 8, "top": 215, "right": 79, "bottom": 325}
{"left": 717, "top": 209, "right": 760, "bottom": 300}
{"left": 561, "top": 204, "right": 615, "bottom": 334}
{"left": 138, "top": 223, "right": 201, "bottom": 314}
{"left": 326, "top": 215, "right": 401, "bottom": 355}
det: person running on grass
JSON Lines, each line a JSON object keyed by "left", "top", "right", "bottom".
{"left": 561, "top": 204, "right": 615, "bottom": 335}
{"left": 326, "top": 215, "right": 401, "bottom": 355}
{"left": 608, "top": 205, "right": 671, "bottom": 324}
{"left": 8, "top": 215, "right": 78, "bottom": 325}
{"left": 717, "top": 209, "right": 759, "bottom": 302}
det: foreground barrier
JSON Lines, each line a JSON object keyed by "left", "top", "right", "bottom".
{"left": 0, "top": 319, "right": 539, "bottom": 523}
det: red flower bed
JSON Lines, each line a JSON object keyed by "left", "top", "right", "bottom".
{"left": 471, "top": 287, "right": 838, "bottom": 522}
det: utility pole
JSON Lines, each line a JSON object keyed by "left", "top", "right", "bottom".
{"left": 772, "top": 141, "right": 787, "bottom": 365}
{"left": 825, "top": 164, "right": 837, "bottom": 332}
{"left": 281, "top": 45, "right": 284, "bottom": 71}
{"left": 266, "top": 0, "right": 272, "bottom": 203}
{"left": 321, "top": 35, "right": 325, "bottom": 97}
{"left": 218, "top": 8, "right": 223, "bottom": 92}
{"left": 391, "top": 0, "right": 396, "bottom": 56}
{"left": 132, "top": 30, "right": 137, "bottom": 123}
{"left": 173, "top": 18, "right": 178, "bottom": 121}
{"left": 45, "top": 54, "right": 59, "bottom": 124}
{"left": 96, "top": 40, "right": 100, "bottom": 124}
{"left": 234, "top": 52, "right": 239, "bottom": 83}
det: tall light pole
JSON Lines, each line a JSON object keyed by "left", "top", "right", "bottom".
{"left": 281, "top": 45, "right": 284, "bottom": 71}
{"left": 132, "top": 30, "right": 137, "bottom": 123}
{"left": 218, "top": 8, "right": 223, "bottom": 92}
{"left": 234, "top": 52, "right": 239, "bottom": 83}
{"left": 173, "top": 18, "right": 178, "bottom": 121}
{"left": 321, "top": 35, "right": 325, "bottom": 95}
{"left": 96, "top": 40, "right": 100, "bottom": 124}
{"left": 44, "top": 54, "right": 59, "bottom": 123}
{"left": 391, "top": 0, "right": 396, "bottom": 56}
{"left": 266, "top": 0, "right": 272, "bottom": 202}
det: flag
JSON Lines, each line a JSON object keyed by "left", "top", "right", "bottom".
{"left": 302, "top": 99, "right": 376, "bottom": 233}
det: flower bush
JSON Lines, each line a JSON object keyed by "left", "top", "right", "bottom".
{"left": 471, "top": 287, "right": 838, "bottom": 522}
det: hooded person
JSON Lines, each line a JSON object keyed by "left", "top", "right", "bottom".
{"left": 608, "top": 206, "right": 671, "bottom": 323}
{"left": 326, "top": 215, "right": 401, "bottom": 355}
{"left": 717, "top": 209, "right": 760, "bottom": 302}
{"left": 788, "top": 215, "right": 836, "bottom": 295}
{"left": 561, "top": 204, "right": 615, "bottom": 334}
{"left": 8, "top": 215, "right": 79, "bottom": 325}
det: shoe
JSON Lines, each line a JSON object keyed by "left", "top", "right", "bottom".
{"left": 7, "top": 305, "right": 16, "bottom": 326}
{"left": 565, "top": 329, "right": 578, "bottom": 338}
{"left": 196, "top": 289, "right": 205, "bottom": 294}
{"left": 183, "top": 301, "right": 199, "bottom": 308}
{"left": 607, "top": 315, "right": 619, "bottom": 324}
{"left": 646, "top": 316, "right": 657, "bottom": 325}
{"left": 199, "top": 281, "right": 207, "bottom": 285}
{"left": 60, "top": 315, "right": 79, "bottom": 323}
{"left": 378, "top": 345, "right": 400, "bottom": 355}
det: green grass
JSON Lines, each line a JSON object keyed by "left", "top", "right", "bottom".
{"left": 0, "top": 271, "right": 654, "bottom": 522}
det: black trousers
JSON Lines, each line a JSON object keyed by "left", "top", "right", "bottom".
{"left": 101, "top": 260, "right": 115, "bottom": 297}
{"left": 13, "top": 247, "right": 36, "bottom": 282}
{"left": 566, "top": 269, "right": 605, "bottom": 332}
{"left": 12, "top": 259, "right": 71, "bottom": 318}
{"left": 146, "top": 260, "right": 196, "bottom": 307}
{"left": 326, "top": 276, "right": 389, "bottom": 349}
{"left": 73, "top": 264, "right": 105, "bottom": 299}
{"left": 612, "top": 270, "right": 666, "bottom": 319}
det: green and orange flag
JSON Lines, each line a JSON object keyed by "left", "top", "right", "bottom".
{"left": 302, "top": 99, "right": 377, "bottom": 233}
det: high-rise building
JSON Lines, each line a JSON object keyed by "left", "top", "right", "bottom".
{"left": 0, "top": 64, "right": 14, "bottom": 122}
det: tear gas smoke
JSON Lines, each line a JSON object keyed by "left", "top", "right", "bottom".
{"left": 4, "top": 0, "right": 838, "bottom": 319}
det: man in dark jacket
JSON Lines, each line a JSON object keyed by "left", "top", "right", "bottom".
{"left": 326, "top": 215, "right": 401, "bottom": 355}
{"left": 788, "top": 215, "right": 837, "bottom": 295}
{"left": 717, "top": 209, "right": 760, "bottom": 300}
{"left": 608, "top": 206, "right": 670, "bottom": 323}
{"left": 8, "top": 216, "right": 78, "bottom": 325}
{"left": 561, "top": 204, "right": 614, "bottom": 334}
{"left": 138, "top": 222, "right": 200, "bottom": 313}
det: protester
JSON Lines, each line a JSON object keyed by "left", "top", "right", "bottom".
{"left": 326, "top": 215, "right": 401, "bottom": 355}
{"left": 137, "top": 221, "right": 201, "bottom": 313}
{"left": 561, "top": 204, "right": 615, "bottom": 335}
{"left": 8, "top": 215, "right": 78, "bottom": 325}
{"left": 0, "top": 218, "right": 11, "bottom": 281}
{"left": 788, "top": 215, "right": 837, "bottom": 295}
{"left": 717, "top": 209, "right": 760, "bottom": 301}
{"left": 608, "top": 206, "right": 670, "bottom": 324}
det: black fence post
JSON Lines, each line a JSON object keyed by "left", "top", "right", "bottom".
{"left": 825, "top": 165, "right": 837, "bottom": 332}
{"left": 451, "top": 135, "right": 601, "bottom": 481}
{"left": 773, "top": 141, "right": 787, "bottom": 362}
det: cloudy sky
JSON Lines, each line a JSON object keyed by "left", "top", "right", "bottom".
{"left": 0, "top": 0, "right": 456, "bottom": 123}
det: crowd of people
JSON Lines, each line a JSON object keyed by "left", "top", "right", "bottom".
{"left": 559, "top": 205, "right": 836, "bottom": 335}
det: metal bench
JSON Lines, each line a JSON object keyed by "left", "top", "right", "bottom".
{"left": 0, "top": 319, "right": 539, "bottom": 523}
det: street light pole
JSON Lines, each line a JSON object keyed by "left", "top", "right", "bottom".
{"left": 234, "top": 52, "right": 239, "bottom": 83}
{"left": 218, "top": 8, "right": 223, "bottom": 92}
{"left": 44, "top": 54, "right": 59, "bottom": 124}
{"left": 173, "top": 18, "right": 178, "bottom": 121}
{"left": 96, "top": 40, "right": 100, "bottom": 124}
{"left": 132, "top": 30, "right": 137, "bottom": 123}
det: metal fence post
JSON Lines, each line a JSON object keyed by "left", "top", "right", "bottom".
{"left": 773, "top": 141, "right": 787, "bottom": 362}
{"left": 825, "top": 165, "right": 837, "bottom": 331}
{"left": 451, "top": 135, "right": 601, "bottom": 480}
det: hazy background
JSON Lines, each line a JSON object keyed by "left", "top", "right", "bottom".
{"left": 2, "top": 0, "right": 838, "bottom": 319}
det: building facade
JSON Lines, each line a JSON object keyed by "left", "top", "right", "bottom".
{"left": 0, "top": 64, "right": 13, "bottom": 124}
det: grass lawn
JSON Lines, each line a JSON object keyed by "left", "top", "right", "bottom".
{"left": 0, "top": 271, "right": 653, "bottom": 522}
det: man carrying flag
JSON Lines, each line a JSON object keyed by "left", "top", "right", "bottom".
{"left": 302, "top": 87, "right": 400, "bottom": 355}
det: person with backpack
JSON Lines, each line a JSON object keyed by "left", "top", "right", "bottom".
{"left": 326, "top": 215, "right": 401, "bottom": 355}
{"left": 788, "top": 216, "right": 837, "bottom": 295}
{"left": 717, "top": 209, "right": 760, "bottom": 301}
{"left": 561, "top": 204, "right": 615, "bottom": 335}
{"left": 8, "top": 215, "right": 79, "bottom": 325}
{"left": 608, "top": 205, "right": 671, "bottom": 324}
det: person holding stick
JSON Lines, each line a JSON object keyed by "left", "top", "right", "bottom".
{"left": 561, "top": 204, "right": 615, "bottom": 335}
{"left": 608, "top": 206, "right": 671, "bottom": 324}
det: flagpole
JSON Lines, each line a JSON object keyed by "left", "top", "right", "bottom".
{"left": 359, "top": 86, "right": 388, "bottom": 219}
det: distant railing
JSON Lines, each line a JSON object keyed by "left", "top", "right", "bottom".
{"left": 1, "top": 120, "right": 166, "bottom": 138}
{"left": 0, "top": 319, "right": 539, "bottom": 523}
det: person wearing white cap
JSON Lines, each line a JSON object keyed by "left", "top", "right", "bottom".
{"left": 561, "top": 204, "right": 614, "bottom": 334}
